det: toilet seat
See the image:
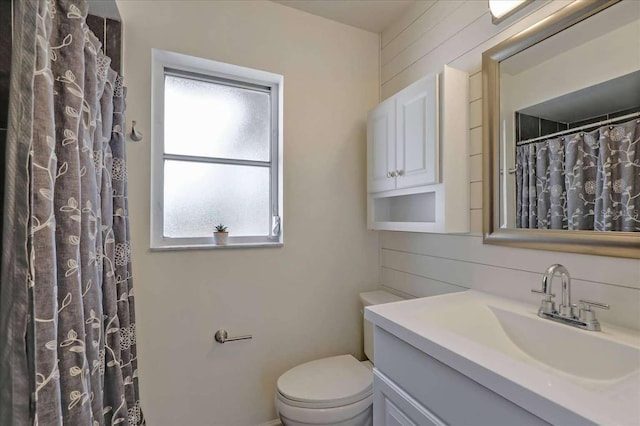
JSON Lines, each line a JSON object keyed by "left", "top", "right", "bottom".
{"left": 276, "top": 355, "right": 373, "bottom": 409}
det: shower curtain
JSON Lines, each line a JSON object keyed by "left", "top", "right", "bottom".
{"left": 516, "top": 117, "right": 640, "bottom": 232}
{"left": 0, "top": 1, "right": 144, "bottom": 425}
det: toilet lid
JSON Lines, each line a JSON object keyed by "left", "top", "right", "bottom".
{"left": 277, "top": 355, "right": 373, "bottom": 408}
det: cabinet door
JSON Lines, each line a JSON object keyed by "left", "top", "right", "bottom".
{"left": 367, "top": 97, "right": 396, "bottom": 193}
{"left": 382, "top": 399, "right": 416, "bottom": 426}
{"left": 395, "top": 74, "right": 439, "bottom": 189}
{"left": 373, "top": 370, "right": 446, "bottom": 426}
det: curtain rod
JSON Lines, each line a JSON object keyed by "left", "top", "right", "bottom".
{"left": 516, "top": 111, "right": 640, "bottom": 146}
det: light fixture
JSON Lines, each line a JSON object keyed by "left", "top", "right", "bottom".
{"left": 489, "top": 0, "right": 533, "bottom": 24}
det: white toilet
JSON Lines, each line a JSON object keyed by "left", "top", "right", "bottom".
{"left": 275, "top": 290, "right": 405, "bottom": 426}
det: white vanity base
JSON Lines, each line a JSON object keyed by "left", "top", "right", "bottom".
{"left": 373, "top": 328, "right": 551, "bottom": 426}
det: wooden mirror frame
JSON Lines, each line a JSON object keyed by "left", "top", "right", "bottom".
{"left": 482, "top": 0, "right": 640, "bottom": 259}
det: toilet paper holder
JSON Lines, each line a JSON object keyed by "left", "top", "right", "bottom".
{"left": 214, "top": 329, "right": 252, "bottom": 344}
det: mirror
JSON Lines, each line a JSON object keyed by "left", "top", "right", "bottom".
{"left": 482, "top": 0, "right": 640, "bottom": 258}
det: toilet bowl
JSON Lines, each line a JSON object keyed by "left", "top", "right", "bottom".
{"left": 275, "top": 355, "right": 373, "bottom": 426}
{"left": 275, "top": 290, "right": 404, "bottom": 426}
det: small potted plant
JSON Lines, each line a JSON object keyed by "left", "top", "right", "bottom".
{"left": 214, "top": 224, "right": 229, "bottom": 245}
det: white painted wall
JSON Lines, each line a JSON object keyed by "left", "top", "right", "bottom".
{"left": 501, "top": 8, "right": 640, "bottom": 115}
{"left": 379, "top": 0, "right": 640, "bottom": 329}
{"left": 116, "top": 1, "right": 380, "bottom": 424}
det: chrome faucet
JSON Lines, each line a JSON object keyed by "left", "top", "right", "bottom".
{"left": 531, "top": 264, "right": 609, "bottom": 331}
{"left": 542, "top": 264, "right": 572, "bottom": 317}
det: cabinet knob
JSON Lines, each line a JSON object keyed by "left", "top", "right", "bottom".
{"left": 397, "top": 169, "right": 405, "bottom": 176}
{"left": 387, "top": 171, "right": 398, "bottom": 178}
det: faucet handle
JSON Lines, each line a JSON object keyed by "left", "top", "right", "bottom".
{"left": 578, "top": 300, "right": 609, "bottom": 324}
{"left": 531, "top": 289, "right": 555, "bottom": 314}
{"left": 579, "top": 299, "right": 609, "bottom": 310}
{"left": 531, "top": 289, "right": 555, "bottom": 297}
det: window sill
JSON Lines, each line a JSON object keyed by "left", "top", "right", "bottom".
{"left": 150, "top": 241, "right": 284, "bottom": 251}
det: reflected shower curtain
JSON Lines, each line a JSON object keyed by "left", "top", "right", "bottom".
{"left": 515, "top": 118, "right": 640, "bottom": 231}
{"left": 0, "top": 1, "right": 144, "bottom": 425}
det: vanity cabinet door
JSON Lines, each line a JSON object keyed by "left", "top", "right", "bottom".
{"left": 374, "top": 327, "right": 549, "bottom": 426}
{"left": 367, "top": 97, "right": 396, "bottom": 193}
{"left": 381, "top": 400, "right": 415, "bottom": 426}
{"left": 373, "top": 370, "right": 446, "bottom": 426}
{"left": 395, "top": 74, "right": 439, "bottom": 189}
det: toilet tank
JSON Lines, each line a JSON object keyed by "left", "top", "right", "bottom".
{"left": 360, "top": 290, "right": 405, "bottom": 363}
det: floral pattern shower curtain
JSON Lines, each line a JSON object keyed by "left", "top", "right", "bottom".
{"left": 516, "top": 118, "right": 640, "bottom": 231}
{"left": 0, "top": 1, "right": 144, "bottom": 425}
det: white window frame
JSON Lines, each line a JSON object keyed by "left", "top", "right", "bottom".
{"left": 150, "top": 49, "right": 284, "bottom": 250}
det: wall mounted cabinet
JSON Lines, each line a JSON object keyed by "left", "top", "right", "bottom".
{"left": 368, "top": 75, "right": 438, "bottom": 193}
{"left": 368, "top": 97, "right": 397, "bottom": 193}
{"left": 367, "top": 65, "right": 469, "bottom": 233}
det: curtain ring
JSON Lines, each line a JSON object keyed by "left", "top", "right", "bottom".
{"left": 579, "top": 132, "right": 584, "bottom": 137}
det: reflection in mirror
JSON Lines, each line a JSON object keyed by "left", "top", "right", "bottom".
{"left": 498, "top": 0, "right": 640, "bottom": 233}
{"left": 483, "top": 0, "right": 640, "bottom": 258}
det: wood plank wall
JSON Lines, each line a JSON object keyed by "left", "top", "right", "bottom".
{"left": 378, "top": 0, "right": 640, "bottom": 330}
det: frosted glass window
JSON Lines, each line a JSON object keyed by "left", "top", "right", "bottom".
{"left": 164, "top": 75, "right": 271, "bottom": 161}
{"left": 163, "top": 161, "right": 270, "bottom": 238}
{"left": 151, "top": 53, "right": 282, "bottom": 249}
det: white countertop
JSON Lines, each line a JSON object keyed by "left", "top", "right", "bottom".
{"left": 365, "top": 290, "right": 640, "bottom": 426}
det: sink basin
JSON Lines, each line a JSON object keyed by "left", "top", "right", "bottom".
{"left": 412, "top": 298, "right": 640, "bottom": 382}
{"left": 365, "top": 290, "right": 640, "bottom": 425}
{"left": 489, "top": 306, "right": 640, "bottom": 381}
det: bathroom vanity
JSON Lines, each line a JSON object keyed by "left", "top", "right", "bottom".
{"left": 365, "top": 291, "right": 640, "bottom": 426}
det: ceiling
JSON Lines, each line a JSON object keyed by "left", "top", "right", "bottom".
{"left": 519, "top": 71, "right": 640, "bottom": 124}
{"left": 88, "top": 0, "right": 415, "bottom": 33}
{"left": 273, "top": 0, "right": 417, "bottom": 33}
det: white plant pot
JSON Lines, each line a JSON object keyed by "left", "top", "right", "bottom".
{"left": 214, "top": 232, "right": 228, "bottom": 245}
